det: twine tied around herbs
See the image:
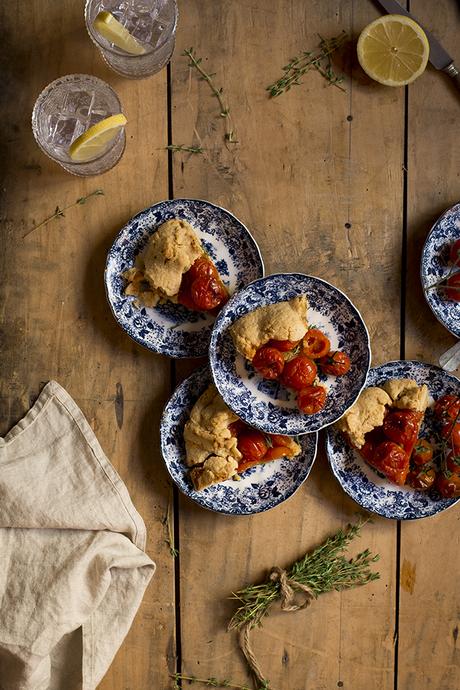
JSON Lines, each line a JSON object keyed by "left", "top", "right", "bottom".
{"left": 238, "top": 567, "right": 315, "bottom": 689}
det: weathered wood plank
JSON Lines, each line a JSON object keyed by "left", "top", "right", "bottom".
{"left": 171, "top": 1, "right": 403, "bottom": 687}
{"left": 402, "top": 1, "right": 460, "bottom": 689}
{"left": 0, "top": 2, "right": 174, "bottom": 688}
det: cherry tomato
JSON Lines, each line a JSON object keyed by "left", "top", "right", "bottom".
{"left": 177, "top": 269, "right": 197, "bottom": 310}
{"left": 237, "top": 431, "right": 268, "bottom": 462}
{"left": 318, "top": 351, "right": 351, "bottom": 376}
{"left": 269, "top": 433, "right": 292, "bottom": 447}
{"left": 411, "top": 438, "right": 433, "bottom": 466}
{"left": 372, "top": 441, "right": 409, "bottom": 485}
{"left": 252, "top": 346, "right": 285, "bottom": 380}
{"left": 407, "top": 468, "right": 436, "bottom": 491}
{"left": 434, "top": 394, "right": 460, "bottom": 423}
{"left": 446, "top": 450, "right": 460, "bottom": 475}
{"left": 263, "top": 445, "right": 292, "bottom": 461}
{"left": 302, "top": 329, "right": 330, "bottom": 359}
{"left": 191, "top": 276, "right": 227, "bottom": 310}
{"left": 281, "top": 355, "right": 317, "bottom": 390}
{"left": 297, "top": 385, "right": 327, "bottom": 414}
{"left": 436, "top": 472, "right": 460, "bottom": 498}
{"left": 188, "top": 256, "right": 219, "bottom": 280}
{"left": 228, "top": 420, "right": 248, "bottom": 437}
{"left": 383, "top": 410, "right": 421, "bottom": 453}
{"left": 445, "top": 273, "right": 460, "bottom": 302}
{"left": 266, "top": 339, "right": 300, "bottom": 352}
{"left": 450, "top": 238, "right": 460, "bottom": 266}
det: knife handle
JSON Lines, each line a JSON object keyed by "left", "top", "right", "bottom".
{"left": 443, "top": 62, "right": 460, "bottom": 91}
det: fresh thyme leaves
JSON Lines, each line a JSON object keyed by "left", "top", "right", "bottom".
{"left": 228, "top": 519, "right": 379, "bottom": 689}
{"left": 163, "top": 496, "right": 178, "bottom": 557}
{"left": 267, "top": 32, "right": 348, "bottom": 97}
{"left": 183, "top": 48, "right": 238, "bottom": 146}
{"left": 166, "top": 144, "right": 204, "bottom": 154}
{"left": 24, "top": 189, "right": 104, "bottom": 239}
{"left": 171, "top": 674, "right": 255, "bottom": 689}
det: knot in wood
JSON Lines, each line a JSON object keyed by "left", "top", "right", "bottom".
{"left": 269, "top": 566, "right": 314, "bottom": 612}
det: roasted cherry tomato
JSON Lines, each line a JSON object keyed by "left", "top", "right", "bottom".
{"left": 237, "top": 431, "right": 268, "bottom": 462}
{"left": 411, "top": 438, "right": 433, "bottom": 466}
{"left": 372, "top": 441, "right": 409, "bottom": 485}
{"left": 297, "top": 385, "right": 327, "bottom": 414}
{"left": 434, "top": 394, "right": 460, "bottom": 422}
{"left": 266, "top": 339, "right": 300, "bottom": 352}
{"left": 188, "top": 256, "right": 219, "bottom": 280}
{"left": 281, "top": 355, "right": 317, "bottom": 390}
{"left": 450, "top": 238, "right": 460, "bottom": 266}
{"left": 407, "top": 468, "right": 436, "bottom": 491}
{"left": 436, "top": 472, "right": 460, "bottom": 498}
{"left": 445, "top": 273, "right": 460, "bottom": 302}
{"left": 446, "top": 450, "right": 460, "bottom": 475}
{"left": 443, "top": 422, "right": 460, "bottom": 453}
{"left": 318, "top": 351, "right": 351, "bottom": 376}
{"left": 263, "top": 445, "right": 292, "bottom": 461}
{"left": 383, "top": 410, "right": 421, "bottom": 453}
{"left": 269, "top": 433, "right": 292, "bottom": 447}
{"left": 252, "top": 346, "right": 285, "bottom": 380}
{"left": 302, "top": 329, "right": 330, "bottom": 359}
{"left": 190, "top": 276, "right": 227, "bottom": 310}
{"left": 228, "top": 420, "right": 247, "bottom": 437}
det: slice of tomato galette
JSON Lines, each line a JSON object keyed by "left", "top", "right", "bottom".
{"left": 184, "top": 384, "right": 301, "bottom": 491}
{"left": 123, "top": 218, "right": 229, "bottom": 313}
{"left": 229, "top": 296, "right": 351, "bottom": 415}
{"left": 336, "top": 378, "right": 429, "bottom": 485}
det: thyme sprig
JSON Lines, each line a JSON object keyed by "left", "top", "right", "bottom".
{"left": 229, "top": 519, "right": 379, "bottom": 632}
{"left": 171, "top": 673, "right": 266, "bottom": 689}
{"left": 183, "top": 48, "right": 238, "bottom": 145}
{"left": 163, "top": 496, "right": 178, "bottom": 557}
{"left": 24, "top": 189, "right": 104, "bottom": 238}
{"left": 267, "top": 32, "right": 348, "bottom": 97}
{"left": 166, "top": 144, "right": 204, "bottom": 154}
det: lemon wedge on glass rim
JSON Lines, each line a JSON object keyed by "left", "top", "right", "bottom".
{"left": 69, "top": 113, "right": 127, "bottom": 162}
{"left": 93, "top": 11, "right": 146, "bottom": 55}
{"left": 357, "top": 14, "right": 430, "bottom": 86}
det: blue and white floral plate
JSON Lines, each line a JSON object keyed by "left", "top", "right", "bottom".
{"left": 160, "top": 366, "right": 318, "bottom": 515}
{"left": 326, "top": 360, "right": 460, "bottom": 520}
{"left": 105, "top": 199, "right": 264, "bottom": 358}
{"left": 421, "top": 202, "right": 460, "bottom": 338}
{"left": 209, "top": 274, "right": 371, "bottom": 435}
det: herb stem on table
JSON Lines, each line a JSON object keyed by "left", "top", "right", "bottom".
{"left": 183, "top": 48, "right": 238, "bottom": 146}
{"left": 267, "top": 32, "right": 348, "bottom": 97}
{"left": 24, "top": 189, "right": 104, "bottom": 238}
{"left": 166, "top": 144, "right": 204, "bottom": 154}
{"left": 163, "top": 496, "right": 178, "bottom": 557}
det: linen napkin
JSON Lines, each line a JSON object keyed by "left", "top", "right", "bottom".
{"left": 0, "top": 381, "right": 155, "bottom": 690}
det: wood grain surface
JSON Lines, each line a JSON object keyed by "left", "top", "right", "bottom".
{"left": 0, "top": 1, "right": 459, "bottom": 689}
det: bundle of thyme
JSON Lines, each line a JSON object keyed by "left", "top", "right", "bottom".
{"left": 267, "top": 32, "right": 348, "bottom": 97}
{"left": 228, "top": 520, "right": 379, "bottom": 688}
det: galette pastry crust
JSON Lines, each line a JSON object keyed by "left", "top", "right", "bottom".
{"left": 381, "top": 378, "right": 429, "bottom": 413}
{"left": 230, "top": 296, "right": 308, "bottom": 360}
{"left": 184, "top": 385, "right": 241, "bottom": 468}
{"left": 277, "top": 436, "right": 302, "bottom": 458}
{"left": 143, "top": 219, "right": 203, "bottom": 298}
{"left": 189, "top": 455, "right": 239, "bottom": 491}
{"left": 336, "top": 387, "right": 392, "bottom": 449}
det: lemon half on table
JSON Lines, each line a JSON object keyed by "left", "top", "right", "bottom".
{"left": 69, "top": 114, "right": 127, "bottom": 162}
{"left": 357, "top": 14, "right": 430, "bottom": 86}
{"left": 93, "top": 10, "right": 146, "bottom": 55}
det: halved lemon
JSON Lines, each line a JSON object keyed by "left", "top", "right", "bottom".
{"left": 357, "top": 14, "right": 429, "bottom": 86}
{"left": 93, "top": 10, "right": 146, "bottom": 55}
{"left": 69, "top": 113, "right": 127, "bottom": 162}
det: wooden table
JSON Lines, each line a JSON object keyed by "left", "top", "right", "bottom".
{"left": 1, "top": 1, "right": 459, "bottom": 688}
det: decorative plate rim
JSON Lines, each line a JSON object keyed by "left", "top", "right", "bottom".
{"left": 420, "top": 201, "right": 460, "bottom": 339}
{"left": 160, "top": 365, "right": 319, "bottom": 515}
{"left": 326, "top": 359, "right": 460, "bottom": 520}
{"left": 209, "top": 272, "right": 371, "bottom": 435}
{"left": 104, "top": 198, "right": 265, "bottom": 358}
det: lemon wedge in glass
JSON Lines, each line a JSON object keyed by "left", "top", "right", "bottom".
{"left": 93, "top": 11, "right": 146, "bottom": 55}
{"left": 69, "top": 113, "right": 127, "bottom": 162}
{"left": 357, "top": 14, "right": 429, "bottom": 86}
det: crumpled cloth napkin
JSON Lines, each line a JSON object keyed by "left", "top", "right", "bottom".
{"left": 0, "top": 381, "right": 155, "bottom": 690}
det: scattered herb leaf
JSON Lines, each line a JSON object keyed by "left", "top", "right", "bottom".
{"left": 166, "top": 144, "right": 204, "bottom": 154}
{"left": 24, "top": 189, "right": 104, "bottom": 239}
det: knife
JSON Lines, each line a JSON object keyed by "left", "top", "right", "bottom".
{"left": 375, "top": 0, "right": 460, "bottom": 89}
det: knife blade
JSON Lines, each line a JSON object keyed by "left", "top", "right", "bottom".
{"left": 375, "top": 0, "right": 459, "bottom": 81}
